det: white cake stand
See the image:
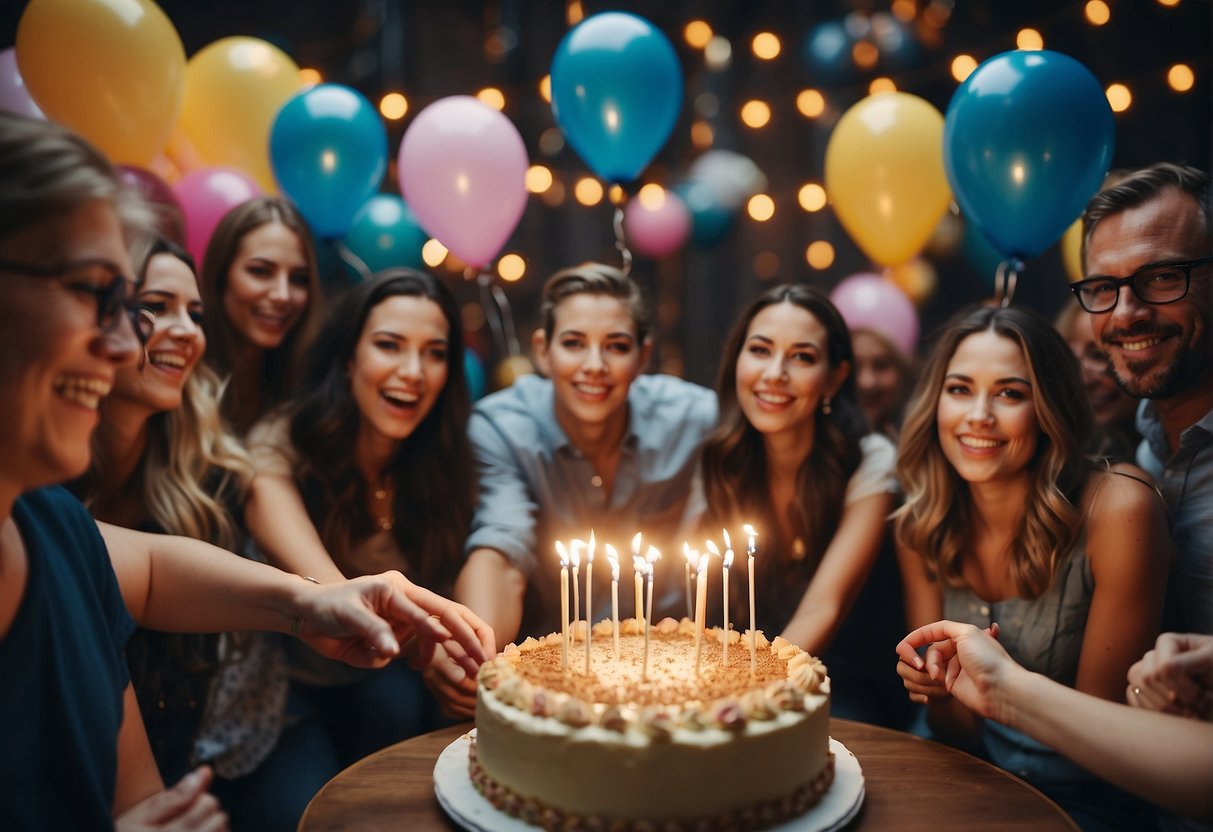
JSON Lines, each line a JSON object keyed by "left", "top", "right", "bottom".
{"left": 434, "top": 730, "right": 865, "bottom": 832}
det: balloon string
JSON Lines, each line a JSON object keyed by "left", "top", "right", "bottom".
{"left": 477, "top": 270, "right": 520, "bottom": 357}
{"left": 612, "top": 202, "right": 633, "bottom": 277}
{"left": 994, "top": 259, "right": 1022, "bottom": 307}
{"left": 333, "top": 240, "right": 372, "bottom": 282}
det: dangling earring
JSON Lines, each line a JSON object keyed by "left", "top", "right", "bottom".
{"left": 821, "top": 397, "right": 832, "bottom": 415}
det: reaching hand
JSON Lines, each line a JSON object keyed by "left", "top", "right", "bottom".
{"left": 115, "top": 766, "right": 227, "bottom": 832}
{"left": 1127, "top": 632, "right": 1213, "bottom": 719}
{"left": 293, "top": 571, "right": 495, "bottom": 674}
{"left": 895, "top": 621, "right": 1009, "bottom": 719}
{"left": 422, "top": 643, "right": 480, "bottom": 719}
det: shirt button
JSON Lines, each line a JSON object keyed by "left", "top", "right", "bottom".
{"left": 591, "top": 475, "right": 603, "bottom": 487}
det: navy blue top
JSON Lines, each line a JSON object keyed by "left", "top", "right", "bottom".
{"left": 0, "top": 486, "right": 136, "bottom": 829}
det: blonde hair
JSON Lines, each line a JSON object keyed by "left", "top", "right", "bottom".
{"left": 893, "top": 306, "right": 1092, "bottom": 598}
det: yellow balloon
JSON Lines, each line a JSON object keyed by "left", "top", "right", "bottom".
{"left": 178, "top": 37, "right": 301, "bottom": 193}
{"left": 16, "top": 0, "right": 185, "bottom": 165}
{"left": 1060, "top": 218, "right": 1084, "bottom": 283}
{"left": 887, "top": 259, "right": 938, "bottom": 307}
{"left": 825, "top": 93, "right": 952, "bottom": 267}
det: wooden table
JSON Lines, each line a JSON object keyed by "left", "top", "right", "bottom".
{"left": 300, "top": 719, "right": 1079, "bottom": 831}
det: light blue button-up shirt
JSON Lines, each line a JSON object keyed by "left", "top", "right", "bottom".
{"left": 1137, "top": 400, "right": 1213, "bottom": 635}
{"left": 465, "top": 373, "right": 717, "bottom": 639}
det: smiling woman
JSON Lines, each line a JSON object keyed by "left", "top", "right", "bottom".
{"left": 893, "top": 304, "right": 1173, "bottom": 829}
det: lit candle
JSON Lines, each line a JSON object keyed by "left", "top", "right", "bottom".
{"left": 721, "top": 529, "right": 734, "bottom": 665}
{"left": 643, "top": 545, "right": 661, "bottom": 679}
{"left": 570, "top": 540, "right": 582, "bottom": 650}
{"left": 631, "top": 532, "right": 644, "bottom": 621}
{"left": 585, "top": 531, "right": 595, "bottom": 675}
{"left": 744, "top": 523, "right": 758, "bottom": 675}
{"left": 555, "top": 540, "right": 570, "bottom": 670}
{"left": 694, "top": 552, "right": 709, "bottom": 676}
{"left": 605, "top": 545, "right": 620, "bottom": 658}
{"left": 682, "top": 542, "right": 696, "bottom": 620}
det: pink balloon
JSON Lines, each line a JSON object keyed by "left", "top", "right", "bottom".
{"left": 830, "top": 273, "right": 919, "bottom": 357}
{"left": 623, "top": 190, "right": 691, "bottom": 258}
{"left": 172, "top": 166, "right": 263, "bottom": 264}
{"left": 398, "top": 96, "right": 528, "bottom": 269}
{"left": 0, "top": 48, "right": 43, "bottom": 119}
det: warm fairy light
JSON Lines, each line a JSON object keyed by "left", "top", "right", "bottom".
{"left": 747, "top": 194, "right": 775, "bottom": 222}
{"left": 685, "top": 20, "right": 713, "bottom": 49}
{"left": 1156, "top": 0, "right": 1179, "bottom": 6}
{"left": 1084, "top": 0, "right": 1111, "bottom": 25}
{"left": 797, "top": 89, "right": 826, "bottom": 118}
{"left": 869, "top": 77, "right": 897, "bottom": 95}
{"left": 638, "top": 183, "right": 667, "bottom": 210}
{"left": 566, "top": 0, "right": 585, "bottom": 25}
{"left": 752, "top": 32, "right": 781, "bottom": 60}
{"left": 806, "top": 241, "right": 835, "bottom": 270}
{"left": 498, "top": 253, "right": 526, "bottom": 282}
{"left": 574, "top": 177, "right": 604, "bottom": 206}
{"left": 526, "top": 165, "right": 553, "bottom": 194}
{"left": 1017, "top": 28, "right": 1044, "bottom": 50}
{"left": 1168, "top": 64, "right": 1195, "bottom": 92}
{"left": 705, "top": 36, "right": 732, "bottom": 70}
{"left": 852, "top": 41, "right": 879, "bottom": 69}
{"left": 691, "top": 120, "right": 715, "bottom": 148}
{"left": 477, "top": 87, "right": 506, "bottom": 111}
{"left": 951, "top": 54, "right": 978, "bottom": 82}
{"left": 379, "top": 92, "right": 408, "bottom": 120}
{"left": 298, "top": 67, "right": 322, "bottom": 87}
{"left": 541, "top": 180, "right": 566, "bottom": 207}
{"left": 538, "top": 74, "right": 552, "bottom": 103}
{"left": 892, "top": 0, "right": 917, "bottom": 21}
{"left": 422, "top": 239, "right": 448, "bottom": 267}
{"left": 798, "top": 183, "right": 827, "bottom": 212}
{"left": 608, "top": 184, "right": 625, "bottom": 204}
{"left": 1106, "top": 83, "right": 1132, "bottom": 112}
{"left": 740, "top": 100, "right": 771, "bottom": 128}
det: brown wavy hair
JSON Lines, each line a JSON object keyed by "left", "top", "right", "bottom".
{"left": 701, "top": 283, "right": 866, "bottom": 566}
{"left": 893, "top": 305, "right": 1093, "bottom": 598}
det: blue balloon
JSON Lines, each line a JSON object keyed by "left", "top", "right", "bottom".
{"left": 464, "top": 350, "right": 486, "bottom": 402}
{"left": 943, "top": 50, "right": 1114, "bottom": 260}
{"left": 343, "top": 194, "right": 427, "bottom": 274}
{"left": 551, "top": 12, "right": 683, "bottom": 184}
{"left": 270, "top": 84, "right": 387, "bottom": 239}
{"left": 675, "top": 180, "right": 734, "bottom": 247}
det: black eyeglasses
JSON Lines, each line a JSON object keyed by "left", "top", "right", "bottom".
{"left": 0, "top": 257, "right": 154, "bottom": 343}
{"left": 1069, "top": 255, "right": 1212, "bottom": 314}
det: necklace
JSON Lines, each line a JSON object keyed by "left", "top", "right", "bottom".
{"left": 371, "top": 480, "right": 394, "bottom": 533}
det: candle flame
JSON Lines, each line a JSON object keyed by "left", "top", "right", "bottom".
{"left": 742, "top": 523, "right": 758, "bottom": 537}
{"left": 631, "top": 531, "right": 642, "bottom": 556}
{"left": 555, "top": 540, "right": 569, "bottom": 567}
{"left": 570, "top": 539, "right": 582, "bottom": 568}
{"left": 722, "top": 528, "right": 732, "bottom": 552}
{"left": 605, "top": 544, "right": 620, "bottom": 580}
{"left": 724, "top": 548, "right": 734, "bottom": 568}
{"left": 697, "top": 553, "right": 710, "bottom": 575}
{"left": 587, "top": 530, "right": 596, "bottom": 561}
{"left": 632, "top": 555, "right": 647, "bottom": 574}
{"left": 645, "top": 545, "right": 662, "bottom": 564}
{"left": 704, "top": 540, "right": 720, "bottom": 557}
{"left": 743, "top": 522, "right": 758, "bottom": 555}
{"left": 683, "top": 542, "right": 698, "bottom": 566}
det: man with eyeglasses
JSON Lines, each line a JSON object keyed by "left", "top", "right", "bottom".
{"left": 1075, "top": 163, "right": 1212, "bottom": 647}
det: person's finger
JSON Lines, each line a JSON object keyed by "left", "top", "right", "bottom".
{"left": 899, "top": 620, "right": 978, "bottom": 653}
{"left": 436, "top": 605, "right": 493, "bottom": 666}
{"left": 945, "top": 653, "right": 964, "bottom": 691}
{"left": 170, "top": 791, "right": 225, "bottom": 830}
{"left": 122, "top": 766, "right": 213, "bottom": 825}
{"left": 894, "top": 639, "right": 925, "bottom": 670}
{"left": 925, "top": 640, "right": 957, "bottom": 681}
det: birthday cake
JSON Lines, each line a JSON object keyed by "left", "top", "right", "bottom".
{"left": 472, "top": 617, "right": 833, "bottom": 831}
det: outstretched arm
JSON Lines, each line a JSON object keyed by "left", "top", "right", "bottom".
{"left": 1127, "top": 632, "right": 1213, "bottom": 719}
{"left": 897, "top": 621, "right": 1213, "bottom": 823}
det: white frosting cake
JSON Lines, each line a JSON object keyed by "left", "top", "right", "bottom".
{"left": 472, "top": 617, "right": 833, "bottom": 830}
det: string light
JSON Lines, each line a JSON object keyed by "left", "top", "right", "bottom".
{"left": 796, "top": 89, "right": 826, "bottom": 118}
{"left": 752, "top": 32, "right": 781, "bottom": 60}
{"left": 685, "top": 20, "right": 713, "bottom": 49}
{"left": 378, "top": 92, "right": 407, "bottom": 120}
{"left": 538, "top": 75, "right": 551, "bottom": 103}
{"left": 740, "top": 100, "right": 771, "bottom": 128}
{"left": 705, "top": 36, "right": 732, "bottom": 70}
{"left": 1084, "top": 0, "right": 1111, "bottom": 25}
{"left": 638, "top": 184, "right": 667, "bottom": 210}
{"left": 298, "top": 68, "right": 322, "bottom": 86}
{"left": 691, "top": 120, "right": 714, "bottom": 148}
{"left": 951, "top": 54, "right": 978, "bottom": 82}
{"left": 498, "top": 253, "right": 526, "bottom": 282}
{"left": 1017, "top": 28, "right": 1044, "bottom": 50}
{"left": 1156, "top": 0, "right": 1179, "bottom": 7}
{"left": 574, "top": 177, "right": 604, "bottom": 206}
{"left": 526, "top": 165, "right": 553, "bottom": 194}
{"left": 747, "top": 194, "right": 775, "bottom": 221}
{"left": 798, "top": 183, "right": 827, "bottom": 212}
{"left": 1106, "top": 83, "right": 1132, "bottom": 112}
{"left": 869, "top": 77, "right": 897, "bottom": 95}
{"left": 892, "top": 0, "right": 916, "bottom": 21}
{"left": 477, "top": 87, "right": 506, "bottom": 110}
{"left": 805, "top": 241, "right": 835, "bottom": 270}
{"left": 566, "top": 1, "right": 584, "bottom": 25}
{"left": 1168, "top": 64, "right": 1195, "bottom": 92}
{"left": 852, "top": 41, "right": 879, "bottom": 69}
{"left": 422, "top": 239, "right": 448, "bottom": 268}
